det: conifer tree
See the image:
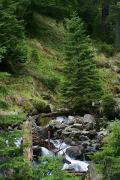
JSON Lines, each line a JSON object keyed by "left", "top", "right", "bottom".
{"left": 62, "top": 14, "right": 103, "bottom": 111}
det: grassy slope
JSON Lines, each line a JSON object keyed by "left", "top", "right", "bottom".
{"left": 96, "top": 53, "right": 120, "bottom": 96}
{"left": 0, "top": 14, "right": 64, "bottom": 126}
{"left": 0, "top": 14, "right": 120, "bottom": 126}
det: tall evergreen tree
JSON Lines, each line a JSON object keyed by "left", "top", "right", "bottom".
{"left": 0, "top": 0, "right": 28, "bottom": 72}
{"left": 62, "top": 14, "right": 103, "bottom": 112}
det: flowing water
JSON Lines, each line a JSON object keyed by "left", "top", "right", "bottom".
{"left": 41, "top": 116, "right": 89, "bottom": 173}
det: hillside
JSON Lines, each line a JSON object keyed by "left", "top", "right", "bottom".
{"left": 0, "top": 1, "right": 120, "bottom": 179}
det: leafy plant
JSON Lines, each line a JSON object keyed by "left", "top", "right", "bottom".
{"left": 92, "top": 120, "right": 120, "bottom": 180}
{"left": 102, "top": 94, "right": 116, "bottom": 119}
{"left": 32, "top": 156, "right": 80, "bottom": 180}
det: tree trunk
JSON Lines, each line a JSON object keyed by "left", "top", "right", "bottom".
{"left": 115, "top": 9, "right": 120, "bottom": 50}
{"left": 101, "top": 0, "right": 110, "bottom": 39}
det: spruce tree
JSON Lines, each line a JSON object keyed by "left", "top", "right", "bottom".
{"left": 62, "top": 14, "right": 103, "bottom": 112}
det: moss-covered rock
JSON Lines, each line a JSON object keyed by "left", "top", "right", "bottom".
{"left": 32, "top": 98, "right": 51, "bottom": 113}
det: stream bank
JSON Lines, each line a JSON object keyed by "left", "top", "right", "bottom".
{"left": 28, "top": 112, "right": 108, "bottom": 175}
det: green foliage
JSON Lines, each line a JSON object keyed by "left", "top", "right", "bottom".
{"left": 0, "top": 72, "right": 11, "bottom": 79}
{"left": 32, "top": 97, "right": 51, "bottom": 113}
{"left": 0, "top": 129, "right": 30, "bottom": 180}
{"left": 92, "top": 121, "right": 120, "bottom": 180}
{"left": 96, "top": 42, "right": 114, "bottom": 56}
{"left": 11, "top": 41, "right": 30, "bottom": 64}
{"left": 32, "top": 156, "right": 80, "bottom": 180}
{"left": 40, "top": 76, "right": 59, "bottom": 91}
{"left": 0, "top": 0, "right": 28, "bottom": 70}
{"left": 102, "top": 94, "right": 116, "bottom": 119}
{"left": 0, "top": 100, "right": 9, "bottom": 110}
{"left": 0, "top": 46, "right": 6, "bottom": 62}
{"left": 62, "top": 14, "right": 103, "bottom": 111}
{"left": 0, "top": 115, "right": 23, "bottom": 128}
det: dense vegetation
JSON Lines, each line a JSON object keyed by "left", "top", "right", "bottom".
{"left": 0, "top": 0, "right": 120, "bottom": 179}
{"left": 62, "top": 14, "right": 103, "bottom": 112}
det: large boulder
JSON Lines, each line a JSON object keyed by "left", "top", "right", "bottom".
{"left": 66, "top": 146, "right": 83, "bottom": 159}
{"left": 49, "top": 120, "right": 61, "bottom": 130}
{"left": 62, "top": 126, "right": 81, "bottom": 138}
{"left": 83, "top": 114, "right": 95, "bottom": 124}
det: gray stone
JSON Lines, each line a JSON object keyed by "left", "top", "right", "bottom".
{"left": 64, "top": 138, "right": 72, "bottom": 145}
{"left": 49, "top": 120, "right": 61, "bottom": 129}
{"left": 83, "top": 114, "right": 95, "bottom": 124}
{"left": 71, "top": 124, "right": 83, "bottom": 130}
{"left": 66, "top": 146, "right": 83, "bottom": 158}
{"left": 74, "top": 116, "right": 84, "bottom": 124}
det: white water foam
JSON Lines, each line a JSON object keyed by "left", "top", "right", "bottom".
{"left": 62, "top": 155, "right": 89, "bottom": 172}
{"left": 41, "top": 147, "right": 54, "bottom": 157}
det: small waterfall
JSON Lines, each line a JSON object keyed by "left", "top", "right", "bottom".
{"left": 41, "top": 116, "right": 90, "bottom": 173}
{"left": 56, "top": 116, "right": 67, "bottom": 123}
{"left": 41, "top": 147, "right": 54, "bottom": 157}
{"left": 63, "top": 155, "right": 89, "bottom": 172}
{"left": 49, "top": 139, "right": 70, "bottom": 155}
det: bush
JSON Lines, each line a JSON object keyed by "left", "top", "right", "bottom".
{"left": 12, "top": 41, "right": 29, "bottom": 64}
{"left": 32, "top": 98, "right": 51, "bottom": 113}
{"left": 40, "top": 76, "right": 59, "bottom": 91}
{"left": 102, "top": 94, "right": 116, "bottom": 119}
{"left": 92, "top": 121, "right": 120, "bottom": 180}
{"left": 0, "top": 46, "right": 6, "bottom": 62}
{"left": 32, "top": 156, "right": 80, "bottom": 180}
{"left": 0, "top": 100, "right": 9, "bottom": 110}
{"left": 96, "top": 42, "right": 114, "bottom": 56}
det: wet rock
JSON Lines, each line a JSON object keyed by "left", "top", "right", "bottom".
{"left": 49, "top": 120, "right": 61, "bottom": 130}
{"left": 82, "top": 141, "right": 91, "bottom": 148}
{"left": 79, "top": 135, "right": 90, "bottom": 141}
{"left": 64, "top": 138, "right": 72, "bottom": 145}
{"left": 67, "top": 119, "right": 75, "bottom": 125}
{"left": 85, "top": 123, "right": 94, "bottom": 131}
{"left": 8, "top": 126, "right": 13, "bottom": 131}
{"left": 97, "top": 129, "right": 108, "bottom": 143}
{"left": 59, "top": 124, "right": 67, "bottom": 129}
{"left": 66, "top": 146, "right": 83, "bottom": 158}
{"left": 70, "top": 141, "right": 77, "bottom": 146}
{"left": 33, "top": 146, "right": 41, "bottom": 158}
{"left": 81, "top": 130, "right": 90, "bottom": 136}
{"left": 90, "top": 143, "right": 100, "bottom": 152}
{"left": 88, "top": 130, "right": 97, "bottom": 139}
{"left": 83, "top": 114, "right": 95, "bottom": 123}
{"left": 74, "top": 116, "right": 84, "bottom": 124}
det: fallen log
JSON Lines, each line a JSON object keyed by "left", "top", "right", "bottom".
{"left": 40, "top": 109, "right": 74, "bottom": 118}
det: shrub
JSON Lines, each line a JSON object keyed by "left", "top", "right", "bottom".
{"left": 0, "top": 46, "right": 6, "bottom": 62}
{"left": 32, "top": 156, "right": 80, "bottom": 180}
{"left": 92, "top": 121, "right": 120, "bottom": 180}
{"left": 32, "top": 98, "right": 51, "bottom": 113}
{"left": 12, "top": 41, "right": 29, "bottom": 64}
{"left": 0, "top": 100, "right": 9, "bottom": 110}
{"left": 96, "top": 42, "right": 114, "bottom": 56}
{"left": 40, "top": 76, "right": 59, "bottom": 91}
{"left": 102, "top": 94, "right": 116, "bottom": 119}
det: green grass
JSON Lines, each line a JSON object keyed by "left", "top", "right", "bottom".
{"left": 30, "top": 13, "right": 65, "bottom": 52}
{"left": 0, "top": 115, "right": 24, "bottom": 127}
